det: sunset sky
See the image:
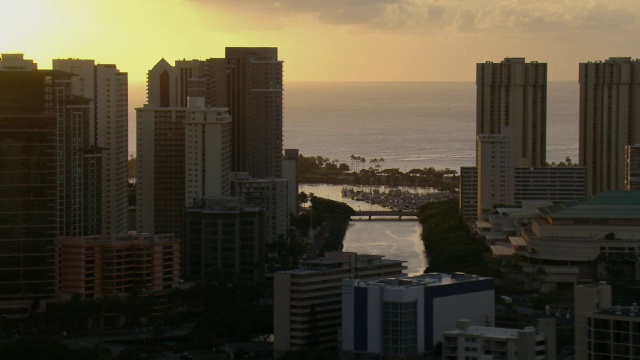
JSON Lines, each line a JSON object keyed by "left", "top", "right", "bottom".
{"left": 2, "top": 0, "right": 640, "bottom": 84}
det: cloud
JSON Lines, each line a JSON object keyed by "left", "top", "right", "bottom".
{"left": 453, "top": 1, "right": 637, "bottom": 33}
{"left": 192, "top": 0, "right": 638, "bottom": 34}
{"left": 194, "top": 0, "right": 449, "bottom": 29}
{"left": 452, "top": 8, "right": 477, "bottom": 32}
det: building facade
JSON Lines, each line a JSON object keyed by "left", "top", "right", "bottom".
{"left": 477, "top": 134, "right": 514, "bottom": 218}
{"left": 462, "top": 165, "right": 587, "bottom": 223}
{"left": 225, "top": 47, "right": 283, "bottom": 178}
{"left": 0, "top": 54, "right": 102, "bottom": 318}
{"left": 574, "top": 282, "right": 613, "bottom": 359}
{"left": 443, "top": 318, "right": 556, "bottom": 360}
{"left": 144, "top": 48, "right": 283, "bottom": 179}
{"left": 626, "top": 144, "right": 640, "bottom": 191}
{"left": 183, "top": 197, "right": 265, "bottom": 281}
{"left": 579, "top": 57, "right": 640, "bottom": 195}
{"left": 274, "top": 252, "right": 406, "bottom": 357}
{"left": 56, "top": 233, "right": 180, "bottom": 300}
{"left": 477, "top": 57, "right": 547, "bottom": 168}
{"left": 459, "top": 166, "right": 478, "bottom": 223}
{"left": 574, "top": 282, "right": 640, "bottom": 359}
{"left": 282, "top": 148, "right": 299, "bottom": 216}
{"left": 137, "top": 58, "right": 232, "bottom": 236}
{"left": 341, "top": 273, "right": 495, "bottom": 359}
{"left": 513, "top": 166, "right": 587, "bottom": 203}
{"left": 230, "top": 173, "right": 288, "bottom": 243}
{"left": 184, "top": 98, "right": 232, "bottom": 202}
{"left": 52, "top": 59, "right": 129, "bottom": 235}
{"left": 521, "top": 191, "right": 640, "bottom": 286}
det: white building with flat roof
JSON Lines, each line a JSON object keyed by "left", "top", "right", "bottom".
{"left": 341, "top": 273, "right": 495, "bottom": 359}
{"left": 443, "top": 318, "right": 556, "bottom": 360}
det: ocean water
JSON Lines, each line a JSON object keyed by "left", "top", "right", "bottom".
{"left": 129, "top": 81, "right": 580, "bottom": 171}
{"left": 283, "top": 81, "right": 579, "bottom": 171}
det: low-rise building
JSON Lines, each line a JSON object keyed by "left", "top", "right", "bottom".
{"left": 460, "top": 166, "right": 586, "bottom": 223}
{"left": 341, "top": 273, "right": 495, "bottom": 359}
{"left": 443, "top": 318, "right": 556, "bottom": 360}
{"left": 584, "top": 305, "right": 640, "bottom": 359}
{"left": 56, "top": 233, "right": 180, "bottom": 300}
{"left": 273, "top": 252, "right": 406, "bottom": 357}
{"left": 575, "top": 281, "right": 640, "bottom": 359}
{"left": 521, "top": 191, "right": 640, "bottom": 286}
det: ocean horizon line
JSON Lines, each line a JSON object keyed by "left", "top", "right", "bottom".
{"left": 284, "top": 79, "right": 578, "bottom": 83}
{"left": 128, "top": 79, "right": 578, "bottom": 86}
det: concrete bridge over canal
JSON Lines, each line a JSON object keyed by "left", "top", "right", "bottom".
{"left": 351, "top": 210, "right": 419, "bottom": 220}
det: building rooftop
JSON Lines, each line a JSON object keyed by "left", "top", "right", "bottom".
{"left": 445, "top": 325, "right": 524, "bottom": 339}
{"left": 538, "top": 191, "right": 640, "bottom": 219}
{"left": 509, "top": 236, "right": 528, "bottom": 247}
{"left": 491, "top": 243, "right": 515, "bottom": 257}
{"left": 280, "top": 253, "right": 405, "bottom": 275}
{"left": 359, "top": 272, "right": 491, "bottom": 288}
{"left": 594, "top": 305, "right": 640, "bottom": 319}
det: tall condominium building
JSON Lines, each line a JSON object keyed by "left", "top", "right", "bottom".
{"left": 230, "top": 173, "right": 288, "bottom": 243}
{"left": 283, "top": 148, "right": 300, "bottom": 216}
{"left": 145, "top": 48, "right": 283, "bottom": 179}
{"left": 443, "top": 318, "right": 556, "bottom": 360}
{"left": 52, "top": 59, "right": 129, "bottom": 235}
{"left": 627, "top": 144, "right": 640, "bottom": 190}
{"left": 274, "top": 252, "right": 406, "bottom": 357}
{"left": 341, "top": 273, "right": 495, "bottom": 358}
{"left": 136, "top": 59, "right": 232, "bottom": 236}
{"left": 0, "top": 54, "right": 101, "bottom": 318}
{"left": 225, "top": 47, "right": 283, "bottom": 178}
{"left": 459, "top": 167, "right": 479, "bottom": 223}
{"left": 477, "top": 57, "right": 547, "bottom": 168}
{"left": 477, "top": 134, "right": 514, "bottom": 218}
{"left": 183, "top": 197, "right": 265, "bottom": 281}
{"left": 579, "top": 57, "right": 640, "bottom": 195}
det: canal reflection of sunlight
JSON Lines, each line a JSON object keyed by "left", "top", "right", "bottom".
{"left": 300, "top": 184, "right": 428, "bottom": 275}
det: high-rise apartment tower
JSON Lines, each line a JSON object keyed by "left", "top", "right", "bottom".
{"left": 146, "top": 48, "right": 283, "bottom": 179}
{"left": 0, "top": 54, "right": 102, "bottom": 318}
{"left": 579, "top": 57, "right": 640, "bottom": 195}
{"left": 52, "top": 59, "right": 129, "bottom": 235}
{"left": 477, "top": 57, "right": 547, "bottom": 168}
{"left": 136, "top": 59, "right": 232, "bottom": 236}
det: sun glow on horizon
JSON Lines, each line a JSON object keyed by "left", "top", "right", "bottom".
{"left": 3, "top": 0, "right": 640, "bottom": 83}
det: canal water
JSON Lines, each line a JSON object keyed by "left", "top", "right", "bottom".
{"left": 300, "top": 184, "right": 428, "bottom": 275}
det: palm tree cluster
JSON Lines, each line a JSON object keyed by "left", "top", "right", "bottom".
{"left": 299, "top": 153, "right": 460, "bottom": 191}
